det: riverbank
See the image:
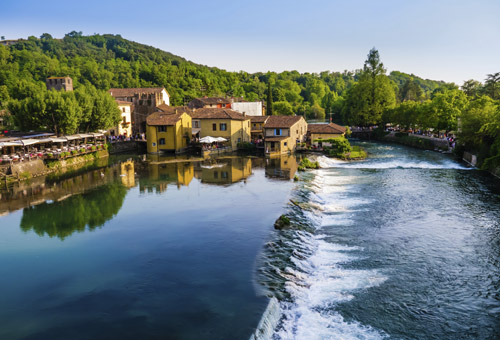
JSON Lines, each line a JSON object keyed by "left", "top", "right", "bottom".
{"left": 1, "top": 150, "right": 109, "bottom": 185}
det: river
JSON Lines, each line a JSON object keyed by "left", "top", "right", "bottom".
{"left": 0, "top": 143, "right": 499, "bottom": 339}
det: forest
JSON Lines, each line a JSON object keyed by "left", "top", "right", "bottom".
{"left": 0, "top": 32, "right": 498, "bottom": 171}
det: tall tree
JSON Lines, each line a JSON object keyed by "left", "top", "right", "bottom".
{"left": 342, "top": 48, "right": 396, "bottom": 126}
{"left": 484, "top": 72, "right": 500, "bottom": 100}
{"left": 266, "top": 81, "right": 273, "bottom": 116}
{"left": 461, "top": 79, "right": 482, "bottom": 98}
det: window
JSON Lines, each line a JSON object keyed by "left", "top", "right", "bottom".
{"left": 253, "top": 123, "right": 256, "bottom": 128}
{"left": 275, "top": 129, "right": 282, "bottom": 136}
{"left": 193, "top": 121, "right": 200, "bottom": 128}
{"left": 213, "top": 123, "right": 217, "bottom": 131}
{"left": 221, "top": 171, "right": 228, "bottom": 179}
{"left": 284, "top": 142, "right": 287, "bottom": 146}
{"left": 238, "top": 138, "right": 241, "bottom": 143}
{"left": 220, "top": 123, "right": 227, "bottom": 131}
{"left": 159, "top": 138, "right": 165, "bottom": 145}
{"left": 158, "top": 126, "right": 166, "bottom": 132}
{"left": 122, "top": 107, "right": 126, "bottom": 113}
{"left": 214, "top": 171, "right": 218, "bottom": 179}
{"left": 122, "top": 116, "right": 127, "bottom": 124}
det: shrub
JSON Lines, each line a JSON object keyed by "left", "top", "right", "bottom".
{"left": 299, "top": 157, "right": 320, "bottom": 170}
{"left": 237, "top": 142, "right": 255, "bottom": 150}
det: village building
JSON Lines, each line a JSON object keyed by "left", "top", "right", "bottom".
{"left": 108, "top": 87, "right": 170, "bottom": 134}
{"left": 250, "top": 116, "right": 269, "bottom": 140}
{"left": 307, "top": 123, "right": 347, "bottom": 147}
{"left": 108, "top": 100, "right": 132, "bottom": 137}
{"left": 189, "top": 108, "right": 251, "bottom": 150}
{"left": 46, "top": 77, "right": 73, "bottom": 91}
{"left": 231, "top": 101, "right": 263, "bottom": 116}
{"left": 263, "top": 115, "right": 308, "bottom": 155}
{"left": 146, "top": 106, "right": 192, "bottom": 154}
{"left": 188, "top": 97, "right": 232, "bottom": 109}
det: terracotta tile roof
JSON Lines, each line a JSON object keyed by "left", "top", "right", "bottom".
{"left": 108, "top": 87, "right": 165, "bottom": 97}
{"left": 116, "top": 100, "right": 132, "bottom": 106}
{"left": 146, "top": 112, "right": 184, "bottom": 126}
{"left": 250, "top": 116, "right": 269, "bottom": 123}
{"left": 264, "top": 115, "right": 304, "bottom": 128}
{"left": 307, "top": 123, "right": 346, "bottom": 134}
{"left": 265, "top": 136, "right": 289, "bottom": 142}
{"left": 156, "top": 104, "right": 192, "bottom": 114}
{"left": 189, "top": 97, "right": 232, "bottom": 107}
{"left": 189, "top": 108, "right": 249, "bottom": 121}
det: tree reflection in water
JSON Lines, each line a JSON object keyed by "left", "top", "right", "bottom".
{"left": 20, "top": 183, "right": 127, "bottom": 240}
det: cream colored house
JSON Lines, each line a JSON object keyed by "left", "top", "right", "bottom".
{"left": 307, "top": 123, "right": 347, "bottom": 147}
{"left": 109, "top": 100, "right": 132, "bottom": 137}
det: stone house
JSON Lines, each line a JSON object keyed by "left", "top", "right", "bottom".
{"left": 108, "top": 87, "right": 170, "bottom": 134}
{"left": 46, "top": 77, "right": 73, "bottom": 91}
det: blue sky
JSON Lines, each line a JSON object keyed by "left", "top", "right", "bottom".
{"left": 1, "top": 0, "right": 499, "bottom": 84}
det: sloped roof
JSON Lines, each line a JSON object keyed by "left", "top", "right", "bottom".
{"left": 109, "top": 87, "right": 166, "bottom": 97}
{"left": 189, "top": 108, "right": 249, "bottom": 121}
{"left": 307, "top": 123, "right": 346, "bottom": 134}
{"left": 157, "top": 104, "right": 192, "bottom": 114}
{"left": 189, "top": 97, "right": 232, "bottom": 106}
{"left": 147, "top": 112, "right": 185, "bottom": 126}
{"left": 264, "top": 115, "right": 304, "bottom": 128}
{"left": 250, "top": 116, "right": 269, "bottom": 123}
{"left": 116, "top": 100, "right": 132, "bottom": 106}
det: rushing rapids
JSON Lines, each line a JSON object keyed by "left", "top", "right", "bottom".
{"left": 256, "top": 142, "right": 500, "bottom": 340}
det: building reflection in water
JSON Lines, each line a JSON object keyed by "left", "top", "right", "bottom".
{"left": 195, "top": 157, "right": 252, "bottom": 185}
{"left": 140, "top": 161, "right": 194, "bottom": 194}
{"left": 264, "top": 154, "right": 298, "bottom": 180}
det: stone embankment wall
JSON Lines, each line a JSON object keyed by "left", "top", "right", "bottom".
{"left": 11, "top": 159, "right": 47, "bottom": 178}
{"left": 109, "top": 141, "right": 139, "bottom": 154}
{"left": 462, "top": 152, "right": 477, "bottom": 167}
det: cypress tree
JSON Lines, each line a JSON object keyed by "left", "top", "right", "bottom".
{"left": 267, "top": 82, "right": 273, "bottom": 116}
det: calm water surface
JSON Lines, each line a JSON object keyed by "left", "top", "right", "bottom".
{"left": 0, "top": 154, "right": 298, "bottom": 340}
{"left": 1, "top": 143, "right": 500, "bottom": 340}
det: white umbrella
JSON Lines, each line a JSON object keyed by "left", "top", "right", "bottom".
{"left": 215, "top": 137, "right": 227, "bottom": 142}
{"left": 199, "top": 136, "right": 219, "bottom": 143}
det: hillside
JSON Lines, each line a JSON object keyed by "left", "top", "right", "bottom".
{"left": 0, "top": 32, "right": 448, "bottom": 109}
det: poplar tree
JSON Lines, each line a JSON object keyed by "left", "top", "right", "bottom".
{"left": 267, "top": 81, "right": 273, "bottom": 116}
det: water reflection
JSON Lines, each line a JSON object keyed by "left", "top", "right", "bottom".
{"left": 265, "top": 154, "right": 298, "bottom": 180}
{"left": 195, "top": 157, "right": 252, "bottom": 185}
{"left": 19, "top": 182, "right": 127, "bottom": 239}
{"left": 0, "top": 160, "right": 133, "bottom": 216}
{"left": 139, "top": 161, "right": 194, "bottom": 193}
{"left": 1, "top": 154, "right": 299, "bottom": 240}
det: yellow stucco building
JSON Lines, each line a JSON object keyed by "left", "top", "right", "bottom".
{"left": 307, "top": 123, "right": 347, "bottom": 147}
{"left": 146, "top": 108, "right": 192, "bottom": 154}
{"left": 189, "top": 108, "right": 251, "bottom": 150}
{"left": 263, "top": 116, "right": 308, "bottom": 155}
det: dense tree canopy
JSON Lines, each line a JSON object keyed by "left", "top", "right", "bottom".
{"left": 0, "top": 33, "right": 447, "bottom": 132}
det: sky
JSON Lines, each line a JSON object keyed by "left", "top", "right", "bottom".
{"left": 1, "top": 0, "right": 499, "bottom": 85}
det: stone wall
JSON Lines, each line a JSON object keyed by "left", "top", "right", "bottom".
{"left": 11, "top": 159, "right": 47, "bottom": 178}
{"left": 109, "top": 141, "right": 139, "bottom": 154}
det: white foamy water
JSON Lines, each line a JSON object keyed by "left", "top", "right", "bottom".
{"left": 317, "top": 155, "right": 471, "bottom": 170}
{"left": 272, "top": 172, "right": 387, "bottom": 340}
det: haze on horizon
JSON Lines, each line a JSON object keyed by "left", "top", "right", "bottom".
{"left": 1, "top": 0, "right": 499, "bottom": 85}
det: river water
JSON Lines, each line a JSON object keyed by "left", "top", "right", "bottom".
{"left": 0, "top": 143, "right": 499, "bottom": 339}
{"left": 258, "top": 142, "right": 500, "bottom": 340}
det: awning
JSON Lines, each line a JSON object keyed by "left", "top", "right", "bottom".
{"left": 0, "top": 141, "right": 23, "bottom": 147}
{"left": 65, "top": 135, "right": 81, "bottom": 141}
{"left": 192, "top": 128, "right": 201, "bottom": 135}
{"left": 20, "top": 139, "right": 40, "bottom": 146}
{"left": 49, "top": 137, "right": 68, "bottom": 143}
{"left": 78, "top": 133, "right": 93, "bottom": 138}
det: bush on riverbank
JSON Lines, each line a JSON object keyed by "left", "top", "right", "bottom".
{"left": 319, "top": 137, "right": 367, "bottom": 160}
{"left": 298, "top": 157, "right": 320, "bottom": 171}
